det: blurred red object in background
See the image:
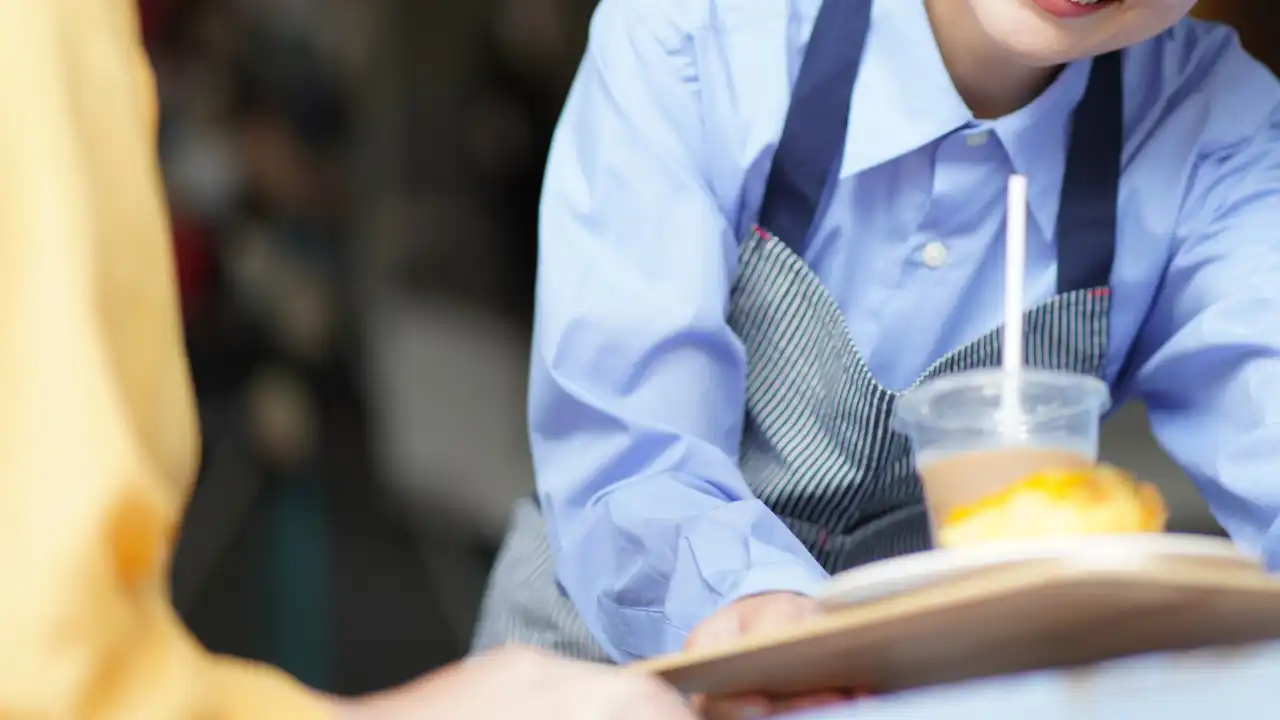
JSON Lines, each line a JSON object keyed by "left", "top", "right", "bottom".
{"left": 138, "top": 0, "right": 179, "bottom": 41}
{"left": 172, "top": 213, "right": 215, "bottom": 320}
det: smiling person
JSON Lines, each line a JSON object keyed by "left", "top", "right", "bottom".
{"left": 474, "top": 0, "right": 1280, "bottom": 695}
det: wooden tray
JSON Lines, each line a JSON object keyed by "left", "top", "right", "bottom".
{"left": 632, "top": 557, "right": 1280, "bottom": 696}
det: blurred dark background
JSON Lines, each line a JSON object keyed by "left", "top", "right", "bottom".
{"left": 144, "top": 0, "right": 1272, "bottom": 699}
{"left": 146, "top": 0, "right": 595, "bottom": 694}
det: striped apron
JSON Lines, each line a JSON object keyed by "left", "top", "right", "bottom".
{"left": 473, "top": 0, "right": 1125, "bottom": 662}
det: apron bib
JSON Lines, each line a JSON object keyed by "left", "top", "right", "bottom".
{"left": 473, "top": 0, "right": 1124, "bottom": 661}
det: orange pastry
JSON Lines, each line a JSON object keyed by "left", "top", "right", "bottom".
{"left": 937, "top": 464, "right": 1168, "bottom": 548}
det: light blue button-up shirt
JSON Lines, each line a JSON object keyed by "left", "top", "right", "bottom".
{"left": 529, "top": 0, "right": 1280, "bottom": 661}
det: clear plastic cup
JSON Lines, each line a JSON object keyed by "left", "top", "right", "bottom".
{"left": 892, "top": 368, "right": 1112, "bottom": 540}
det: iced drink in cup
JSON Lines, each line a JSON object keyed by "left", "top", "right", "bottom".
{"left": 892, "top": 368, "right": 1112, "bottom": 542}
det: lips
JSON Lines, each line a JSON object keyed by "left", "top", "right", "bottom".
{"left": 1030, "top": 0, "right": 1117, "bottom": 19}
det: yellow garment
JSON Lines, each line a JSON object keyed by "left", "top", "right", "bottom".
{"left": 937, "top": 464, "right": 1169, "bottom": 548}
{"left": 0, "top": 0, "right": 328, "bottom": 717}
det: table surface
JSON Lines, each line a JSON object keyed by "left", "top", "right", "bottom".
{"left": 783, "top": 640, "right": 1280, "bottom": 719}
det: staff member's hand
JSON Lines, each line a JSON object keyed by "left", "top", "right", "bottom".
{"left": 333, "top": 645, "right": 696, "bottom": 720}
{"left": 686, "top": 592, "right": 848, "bottom": 719}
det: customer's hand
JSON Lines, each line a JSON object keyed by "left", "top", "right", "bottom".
{"left": 331, "top": 645, "right": 696, "bottom": 720}
{"left": 685, "top": 592, "right": 848, "bottom": 719}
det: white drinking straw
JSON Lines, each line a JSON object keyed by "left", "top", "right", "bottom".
{"left": 1002, "top": 174, "right": 1029, "bottom": 427}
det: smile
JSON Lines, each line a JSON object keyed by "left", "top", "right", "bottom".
{"left": 1032, "top": 0, "right": 1119, "bottom": 19}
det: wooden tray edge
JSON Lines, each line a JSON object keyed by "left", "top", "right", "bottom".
{"left": 631, "top": 558, "right": 1279, "bottom": 677}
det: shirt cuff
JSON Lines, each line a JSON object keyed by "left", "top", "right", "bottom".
{"left": 722, "top": 559, "right": 831, "bottom": 608}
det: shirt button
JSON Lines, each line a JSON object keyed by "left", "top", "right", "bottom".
{"left": 921, "top": 241, "right": 948, "bottom": 268}
{"left": 965, "top": 131, "right": 990, "bottom": 147}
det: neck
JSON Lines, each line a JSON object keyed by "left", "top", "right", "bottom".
{"left": 924, "top": 0, "right": 1061, "bottom": 119}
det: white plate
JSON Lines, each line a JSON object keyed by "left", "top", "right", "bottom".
{"left": 817, "top": 534, "right": 1257, "bottom": 609}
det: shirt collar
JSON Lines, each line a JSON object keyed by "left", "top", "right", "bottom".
{"left": 840, "top": 0, "right": 969, "bottom": 179}
{"left": 987, "top": 57, "right": 1094, "bottom": 241}
{"left": 839, "top": 0, "right": 1098, "bottom": 242}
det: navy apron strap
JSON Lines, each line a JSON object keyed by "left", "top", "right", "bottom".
{"left": 1055, "top": 50, "right": 1123, "bottom": 293}
{"left": 756, "top": 0, "right": 872, "bottom": 253}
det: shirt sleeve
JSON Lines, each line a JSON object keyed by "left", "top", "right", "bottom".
{"left": 530, "top": 0, "right": 829, "bottom": 662}
{"left": 0, "top": 2, "right": 327, "bottom": 716}
{"left": 1131, "top": 103, "right": 1280, "bottom": 569}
